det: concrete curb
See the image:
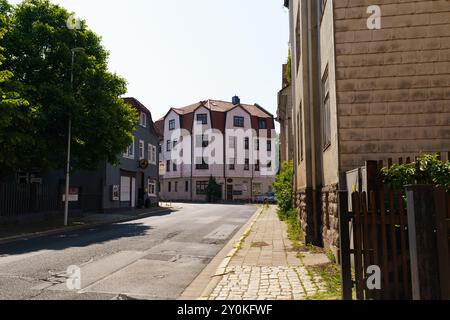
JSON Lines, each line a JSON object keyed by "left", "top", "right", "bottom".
{"left": 179, "top": 205, "right": 266, "bottom": 300}
{"left": 0, "top": 207, "right": 173, "bottom": 246}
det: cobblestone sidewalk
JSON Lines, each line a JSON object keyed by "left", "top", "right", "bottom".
{"left": 207, "top": 205, "right": 328, "bottom": 300}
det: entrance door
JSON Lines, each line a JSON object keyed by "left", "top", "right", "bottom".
{"left": 131, "top": 177, "right": 136, "bottom": 208}
{"left": 120, "top": 176, "right": 131, "bottom": 203}
{"left": 226, "top": 185, "right": 233, "bottom": 201}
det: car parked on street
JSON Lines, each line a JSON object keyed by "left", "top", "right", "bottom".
{"left": 255, "top": 192, "right": 277, "bottom": 204}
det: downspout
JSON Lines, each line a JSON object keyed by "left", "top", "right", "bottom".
{"left": 223, "top": 117, "right": 226, "bottom": 202}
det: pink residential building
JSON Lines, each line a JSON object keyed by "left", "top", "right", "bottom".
{"left": 155, "top": 96, "right": 276, "bottom": 202}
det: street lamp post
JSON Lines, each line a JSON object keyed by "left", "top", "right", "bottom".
{"left": 64, "top": 47, "right": 85, "bottom": 227}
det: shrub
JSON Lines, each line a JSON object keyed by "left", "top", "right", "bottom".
{"left": 381, "top": 154, "right": 450, "bottom": 191}
{"left": 273, "top": 161, "right": 294, "bottom": 215}
{"left": 205, "top": 176, "right": 221, "bottom": 203}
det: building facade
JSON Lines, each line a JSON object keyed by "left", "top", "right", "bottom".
{"left": 282, "top": 0, "right": 450, "bottom": 255}
{"left": 157, "top": 97, "right": 276, "bottom": 202}
{"left": 30, "top": 97, "right": 160, "bottom": 213}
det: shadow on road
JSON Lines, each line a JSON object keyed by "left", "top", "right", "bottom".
{"left": 0, "top": 221, "right": 154, "bottom": 258}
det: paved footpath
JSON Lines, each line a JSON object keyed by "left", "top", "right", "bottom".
{"left": 206, "top": 205, "right": 328, "bottom": 300}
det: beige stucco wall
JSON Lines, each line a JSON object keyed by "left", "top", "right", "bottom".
{"left": 291, "top": 0, "right": 309, "bottom": 191}
{"left": 320, "top": 0, "right": 340, "bottom": 187}
{"left": 333, "top": 0, "right": 450, "bottom": 172}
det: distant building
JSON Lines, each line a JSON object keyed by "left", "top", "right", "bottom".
{"left": 156, "top": 97, "right": 276, "bottom": 202}
{"left": 283, "top": 0, "right": 450, "bottom": 254}
{"left": 277, "top": 63, "right": 294, "bottom": 163}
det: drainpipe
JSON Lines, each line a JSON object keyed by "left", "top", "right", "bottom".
{"left": 191, "top": 129, "right": 193, "bottom": 201}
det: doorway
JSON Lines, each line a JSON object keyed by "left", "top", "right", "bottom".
{"left": 226, "top": 185, "right": 233, "bottom": 201}
{"left": 120, "top": 174, "right": 136, "bottom": 208}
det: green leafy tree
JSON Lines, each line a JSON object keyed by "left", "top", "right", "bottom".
{"left": 205, "top": 175, "right": 221, "bottom": 203}
{"left": 1, "top": 0, "right": 137, "bottom": 175}
{"left": 0, "top": 0, "right": 32, "bottom": 176}
{"left": 273, "top": 160, "right": 294, "bottom": 214}
{"left": 381, "top": 154, "right": 450, "bottom": 191}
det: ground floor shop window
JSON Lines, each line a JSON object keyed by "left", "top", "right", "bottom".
{"left": 196, "top": 181, "right": 208, "bottom": 195}
{"left": 253, "top": 183, "right": 262, "bottom": 195}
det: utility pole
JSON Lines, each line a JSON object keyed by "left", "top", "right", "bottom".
{"left": 64, "top": 47, "right": 84, "bottom": 226}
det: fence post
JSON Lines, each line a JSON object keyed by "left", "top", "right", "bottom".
{"left": 405, "top": 185, "right": 440, "bottom": 300}
{"left": 338, "top": 190, "right": 352, "bottom": 300}
{"left": 434, "top": 187, "right": 450, "bottom": 299}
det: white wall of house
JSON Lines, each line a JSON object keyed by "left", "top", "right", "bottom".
{"left": 192, "top": 106, "right": 223, "bottom": 178}
{"left": 159, "top": 104, "right": 275, "bottom": 202}
{"left": 225, "top": 106, "right": 253, "bottom": 179}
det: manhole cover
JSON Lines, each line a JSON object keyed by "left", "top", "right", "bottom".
{"left": 114, "top": 294, "right": 139, "bottom": 300}
{"left": 142, "top": 253, "right": 175, "bottom": 261}
{"left": 251, "top": 241, "right": 269, "bottom": 248}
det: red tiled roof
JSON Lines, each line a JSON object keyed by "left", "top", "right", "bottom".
{"left": 172, "top": 99, "right": 272, "bottom": 118}
{"left": 161, "top": 99, "right": 274, "bottom": 134}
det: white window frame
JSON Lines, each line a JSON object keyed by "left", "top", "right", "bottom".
{"left": 152, "top": 145, "right": 157, "bottom": 164}
{"left": 139, "top": 140, "right": 145, "bottom": 160}
{"left": 123, "top": 137, "right": 135, "bottom": 159}
{"left": 169, "top": 119, "right": 175, "bottom": 130}
{"left": 148, "top": 179, "right": 156, "bottom": 196}
{"left": 148, "top": 144, "right": 157, "bottom": 164}
{"left": 148, "top": 143, "right": 152, "bottom": 163}
{"left": 140, "top": 112, "right": 147, "bottom": 127}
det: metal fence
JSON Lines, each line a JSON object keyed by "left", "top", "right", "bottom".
{"left": 0, "top": 183, "right": 60, "bottom": 217}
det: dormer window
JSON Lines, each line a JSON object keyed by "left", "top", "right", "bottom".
{"left": 234, "top": 116, "right": 244, "bottom": 127}
{"left": 259, "top": 119, "right": 267, "bottom": 129}
{"left": 197, "top": 113, "right": 207, "bottom": 125}
{"left": 169, "top": 119, "right": 175, "bottom": 131}
{"left": 139, "top": 112, "right": 147, "bottom": 127}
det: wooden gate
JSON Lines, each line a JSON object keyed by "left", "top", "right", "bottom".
{"left": 434, "top": 189, "right": 450, "bottom": 299}
{"left": 339, "top": 190, "right": 412, "bottom": 300}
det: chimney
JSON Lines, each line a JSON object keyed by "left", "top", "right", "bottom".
{"left": 232, "top": 95, "right": 240, "bottom": 105}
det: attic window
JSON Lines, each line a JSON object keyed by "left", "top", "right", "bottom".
{"left": 259, "top": 119, "right": 267, "bottom": 129}
{"left": 169, "top": 119, "right": 175, "bottom": 131}
{"left": 139, "top": 112, "right": 147, "bottom": 127}
{"left": 197, "top": 113, "right": 207, "bottom": 125}
{"left": 234, "top": 116, "right": 244, "bottom": 128}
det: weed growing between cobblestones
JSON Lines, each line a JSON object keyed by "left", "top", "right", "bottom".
{"left": 305, "top": 263, "right": 341, "bottom": 300}
{"left": 278, "top": 208, "right": 303, "bottom": 252}
{"left": 326, "top": 249, "right": 336, "bottom": 264}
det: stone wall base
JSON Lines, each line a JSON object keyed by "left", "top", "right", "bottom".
{"left": 321, "top": 184, "right": 340, "bottom": 260}
{"left": 293, "top": 184, "right": 340, "bottom": 259}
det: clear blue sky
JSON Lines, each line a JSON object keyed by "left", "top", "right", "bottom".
{"left": 10, "top": 0, "right": 289, "bottom": 123}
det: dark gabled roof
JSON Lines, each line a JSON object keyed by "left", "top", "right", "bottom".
{"left": 122, "top": 97, "right": 158, "bottom": 136}
{"left": 154, "top": 118, "right": 164, "bottom": 139}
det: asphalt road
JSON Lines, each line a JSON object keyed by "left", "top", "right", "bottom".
{"left": 0, "top": 203, "right": 257, "bottom": 300}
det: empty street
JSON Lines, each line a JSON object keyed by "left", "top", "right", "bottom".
{"left": 0, "top": 203, "right": 256, "bottom": 300}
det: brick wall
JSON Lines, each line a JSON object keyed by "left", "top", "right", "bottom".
{"left": 334, "top": 0, "right": 450, "bottom": 172}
